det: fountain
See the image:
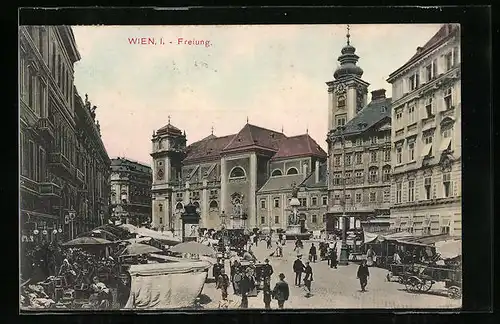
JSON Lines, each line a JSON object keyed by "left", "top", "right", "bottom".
{"left": 284, "top": 183, "right": 310, "bottom": 240}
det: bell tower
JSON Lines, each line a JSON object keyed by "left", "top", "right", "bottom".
{"left": 150, "top": 116, "right": 186, "bottom": 230}
{"left": 327, "top": 25, "right": 370, "bottom": 131}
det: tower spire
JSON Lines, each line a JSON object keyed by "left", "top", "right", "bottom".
{"left": 168, "top": 115, "right": 171, "bottom": 125}
{"left": 246, "top": 116, "right": 249, "bottom": 124}
{"left": 281, "top": 125, "right": 284, "bottom": 133}
{"left": 211, "top": 125, "right": 214, "bottom": 135}
{"left": 346, "top": 24, "right": 351, "bottom": 46}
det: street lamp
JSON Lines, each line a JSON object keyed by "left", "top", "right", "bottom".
{"left": 338, "top": 126, "right": 349, "bottom": 266}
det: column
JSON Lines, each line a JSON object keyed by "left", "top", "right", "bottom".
{"left": 249, "top": 153, "right": 257, "bottom": 228}
{"left": 220, "top": 157, "right": 227, "bottom": 217}
{"left": 202, "top": 179, "right": 208, "bottom": 228}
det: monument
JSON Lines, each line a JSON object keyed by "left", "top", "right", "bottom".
{"left": 181, "top": 202, "right": 200, "bottom": 242}
{"left": 285, "top": 183, "right": 310, "bottom": 240}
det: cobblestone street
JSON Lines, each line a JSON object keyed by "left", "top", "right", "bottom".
{"left": 200, "top": 240, "right": 461, "bottom": 309}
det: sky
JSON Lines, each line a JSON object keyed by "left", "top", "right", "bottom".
{"left": 72, "top": 24, "right": 442, "bottom": 165}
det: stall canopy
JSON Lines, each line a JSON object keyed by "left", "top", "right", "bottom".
{"left": 119, "top": 224, "right": 181, "bottom": 245}
{"left": 396, "top": 234, "right": 455, "bottom": 247}
{"left": 434, "top": 238, "right": 462, "bottom": 259}
{"left": 124, "top": 261, "right": 210, "bottom": 309}
{"left": 363, "top": 231, "right": 414, "bottom": 244}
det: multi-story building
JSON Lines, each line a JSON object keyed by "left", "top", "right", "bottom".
{"left": 150, "top": 120, "right": 326, "bottom": 233}
{"left": 74, "top": 91, "right": 111, "bottom": 233}
{"left": 325, "top": 28, "right": 392, "bottom": 232}
{"left": 20, "top": 25, "right": 110, "bottom": 242}
{"left": 387, "top": 24, "right": 461, "bottom": 237}
{"left": 110, "top": 158, "right": 152, "bottom": 226}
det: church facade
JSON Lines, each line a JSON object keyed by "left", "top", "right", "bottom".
{"left": 150, "top": 121, "right": 327, "bottom": 233}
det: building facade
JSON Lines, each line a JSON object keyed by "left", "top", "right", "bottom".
{"left": 150, "top": 121, "right": 327, "bottom": 234}
{"left": 110, "top": 158, "right": 152, "bottom": 226}
{"left": 325, "top": 28, "right": 392, "bottom": 232}
{"left": 387, "top": 24, "right": 461, "bottom": 237}
{"left": 20, "top": 25, "right": 110, "bottom": 242}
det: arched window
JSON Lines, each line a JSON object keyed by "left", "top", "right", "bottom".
{"left": 286, "top": 167, "right": 299, "bottom": 175}
{"left": 209, "top": 200, "right": 219, "bottom": 209}
{"left": 193, "top": 201, "right": 200, "bottom": 209}
{"left": 229, "top": 166, "right": 246, "bottom": 178}
{"left": 382, "top": 165, "right": 391, "bottom": 182}
{"left": 271, "top": 169, "right": 283, "bottom": 177}
{"left": 369, "top": 166, "right": 379, "bottom": 183}
{"left": 175, "top": 202, "right": 183, "bottom": 210}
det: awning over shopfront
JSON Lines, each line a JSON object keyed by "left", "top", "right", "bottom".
{"left": 435, "top": 238, "right": 462, "bottom": 259}
{"left": 363, "top": 230, "right": 414, "bottom": 244}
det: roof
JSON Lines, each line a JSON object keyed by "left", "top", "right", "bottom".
{"left": 111, "top": 158, "right": 152, "bottom": 173}
{"left": 388, "top": 24, "right": 459, "bottom": 80}
{"left": 156, "top": 122, "right": 182, "bottom": 136}
{"left": 258, "top": 174, "right": 305, "bottom": 193}
{"left": 184, "top": 134, "right": 235, "bottom": 163}
{"left": 334, "top": 97, "right": 392, "bottom": 136}
{"left": 271, "top": 134, "right": 327, "bottom": 161}
{"left": 222, "top": 124, "right": 286, "bottom": 153}
{"left": 301, "top": 162, "right": 328, "bottom": 188}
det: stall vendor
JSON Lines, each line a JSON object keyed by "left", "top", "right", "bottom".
{"left": 90, "top": 276, "right": 113, "bottom": 309}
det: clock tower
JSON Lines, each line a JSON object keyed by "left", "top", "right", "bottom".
{"left": 150, "top": 117, "right": 186, "bottom": 230}
{"left": 326, "top": 25, "right": 369, "bottom": 131}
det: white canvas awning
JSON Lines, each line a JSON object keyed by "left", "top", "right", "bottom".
{"left": 420, "top": 143, "right": 432, "bottom": 157}
{"left": 435, "top": 239, "right": 462, "bottom": 259}
{"left": 439, "top": 137, "right": 452, "bottom": 151}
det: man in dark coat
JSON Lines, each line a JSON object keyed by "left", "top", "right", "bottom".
{"left": 309, "top": 243, "right": 317, "bottom": 263}
{"left": 330, "top": 248, "right": 338, "bottom": 269}
{"left": 357, "top": 259, "right": 370, "bottom": 292}
{"left": 261, "top": 258, "right": 274, "bottom": 286}
{"left": 293, "top": 255, "right": 305, "bottom": 286}
{"left": 262, "top": 281, "right": 272, "bottom": 309}
{"left": 216, "top": 268, "right": 230, "bottom": 300}
{"left": 303, "top": 261, "right": 313, "bottom": 297}
{"left": 213, "top": 259, "right": 223, "bottom": 281}
{"left": 272, "top": 273, "right": 290, "bottom": 309}
{"left": 239, "top": 272, "right": 251, "bottom": 308}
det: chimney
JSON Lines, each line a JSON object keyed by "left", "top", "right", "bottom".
{"left": 371, "top": 89, "right": 386, "bottom": 101}
{"left": 315, "top": 160, "right": 320, "bottom": 183}
{"left": 303, "top": 164, "right": 308, "bottom": 180}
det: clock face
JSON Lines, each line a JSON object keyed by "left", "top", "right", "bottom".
{"left": 157, "top": 168, "right": 164, "bottom": 180}
{"left": 335, "top": 83, "right": 346, "bottom": 95}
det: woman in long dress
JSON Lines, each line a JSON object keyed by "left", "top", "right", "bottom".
{"left": 366, "top": 247, "right": 375, "bottom": 266}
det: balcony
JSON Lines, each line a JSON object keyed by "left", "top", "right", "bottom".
{"left": 39, "top": 182, "right": 61, "bottom": 198}
{"left": 76, "top": 169, "right": 85, "bottom": 183}
{"left": 48, "top": 151, "right": 72, "bottom": 175}
{"left": 35, "top": 118, "right": 55, "bottom": 141}
{"left": 20, "top": 175, "right": 39, "bottom": 195}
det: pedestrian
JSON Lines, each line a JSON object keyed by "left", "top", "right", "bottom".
{"left": 293, "top": 255, "right": 305, "bottom": 286}
{"left": 263, "top": 281, "right": 272, "bottom": 309}
{"left": 239, "top": 272, "right": 251, "bottom": 308}
{"left": 262, "top": 258, "right": 274, "bottom": 286}
{"left": 366, "top": 247, "right": 375, "bottom": 266}
{"left": 266, "top": 235, "right": 272, "bottom": 249}
{"left": 330, "top": 247, "right": 338, "bottom": 269}
{"left": 303, "top": 261, "right": 313, "bottom": 297}
{"left": 230, "top": 260, "right": 240, "bottom": 293}
{"left": 213, "top": 258, "right": 223, "bottom": 281}
{"left": 272, "top": 273, "right": 290, "bottom": 309}
{"left": 216, "top": 268, "right": 230, "bottom": 300}
{"left": 393, "top": 251, "right": 402, "bottom": 265}
{"left": 275, "top": 241, "right": 283, "bottom": 257}
{"left": 309, "top": 243, "right": 317, "bottom": 263}
{"left": 357, "top": 259, "right": 370, "bottom": 292}
{"left": 254, "top": 233, "right": 258, "bottom": 247}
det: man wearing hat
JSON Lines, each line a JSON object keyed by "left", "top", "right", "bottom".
{"left": 293, "top": 254, "right": 306, "bottom": 286}
{"left": 272, "top": 273, "right": 290, "bottom": 309}
{"left": 262, "top": 258, "right": 274, "bottom": 286}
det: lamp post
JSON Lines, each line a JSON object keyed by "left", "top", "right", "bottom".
{"left": 338, "top": 126, "right": 349, "bottom": 265}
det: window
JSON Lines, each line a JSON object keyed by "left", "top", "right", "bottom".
{"left": 260, "top": 216, "right": 265, "bottom": 224}
{"left": 333, "top": 173, "right": 342, "bottom": 185}
{"left": 356, "top": 138, "right": 362, "bottom": 146}
{"left": 260, "top": 200, "right": 266, "bottom": 209}
{"left": 424, "top": 177, "right": 432, "bottom": 199}
{"left": 274, "top": 216, "right": 279, "bottom": 224}
{"left": 408, "top": 72, "right": 419, "bottom": 91}
{"left": 311, "top": 197, "right": 317, "bottom": 206}
{"left": 345, "top": 154, "right": 352, "bottom": 165}
{"left": 274, "top": 198, "right": 280, "bottom": 208}
{"left": 334, "top": 155, "right": 341, "bottom": 166}
{"left": 424, "top": 135, "right": 433, "bottom": 145}
{"left": 230, "top": 167, "right": 245, "bottom": 178}
{"left": 369, "top": 192, "right": 376, "bottom": 202}
{"left": 176, "top": 192, "right": 183, "bottom": 199}
{"left": 396, "top": 147, "right": 402, "bottom": 164}
{"left": 371, "top": 136, "right": 378, "bottom": 144}
{"left": 443, "top": 128, "right": 452, "bottom": 138}
{"left": 452, "top": 47, "right": 459, "bottom": 66}
{"left": 396, "top": 109, "right": 403, "bottom": 121}
{"left": 441, "top": 219, "right": 451, "bottom": 234}
{"left": 396, "top": 182, "right": 402, "bottom": 203}
{"left": 210, "top": 190, "right": 218, "bottom": 196}
{"left": 355, "top": 171, "right": 363, "bottom": 183}
{"left": 408, "top": 180, "right": 415, "bottom": 202}
{"left": 345, "top": 171, "right": 352, "bottom": 184}
{"left": 383, "top": 167, "right": 391, "bottom": 182}
{"left": 334, "top": 193, "right": 341, "bottom": 199}
{"left": 159, "top": 204, "right": 163, "bottom": 212}
{"left": 383, "top": 189, "right": 390, "bottom": 202}
{"left": 425, "top": 96, "right": 434, "bottom": 118}
{"left": 311, "top": 215, "right": 317, "bottom": 223}
{"left": 355, "top": 193, "right": 362, "bottom": 203}
{"left": 384, "top": 149, "right": 391, "bottom": 162}
{"left": 408, "top": 142, "right": 415, "bottom": 161}
{"left": 369, "top": 168, "right": 378, "bottom": 183}
{"left": 425, "top": 62, "right": 433, "bottom": 82}
{"left": 286, "top": 168, "right": 298, "bottom": 175}
{"left": 355, "top": 152, "right": 362, "bottom": 164}
{"left": 444, "top": 88, "right": 453, "bottom": 110}
{"left": 175, "top": 202, "right": 183, "bottom": 210}
{"left": 345, "top": 193, "right": 351, "bottom": 200}
{"left": 443, "top": 173, "right": 451, "bottom": 198}
{"left": 370, "top": 151, "right": 377, "bottom": 163}
{"left": 271, "top": 169, "right": 282, "bottom": 177}
{"left": 28, "top": 140, "right": 36, "bottom": 180}
{"left": 28, "top": 68, "right": 35, "bottom": 109}
{"left": 299, "top": 198, "right": 307, "bottom": 207}
{"left": 408, "top": 104, "right": 416, "bottom": 124}
{"left": 337, "top": 95, "right": 346, "bottom": 108}
{"left": 445, "top": 51, "right": 453, "bottom": 71}
{"left": 38, "top": 148, "right": 46, "bottom": 182}
{"left": 336, "top": 115, "right": 346, "bottom": 127}
{"left": 322, "top": 196, "right": 328, "bottom": 206}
